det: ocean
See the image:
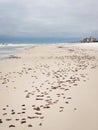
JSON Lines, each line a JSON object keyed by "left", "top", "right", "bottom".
{"left": 0, "top": 43, "right": 33, "bottom": 60}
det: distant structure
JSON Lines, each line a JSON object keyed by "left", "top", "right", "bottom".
{"left": 80, "top": 36, "right": 98, "bottom": 43}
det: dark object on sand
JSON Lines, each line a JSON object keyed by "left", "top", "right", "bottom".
{"left": 21, "top": 120, "right": 26, "bottom": 124}
{"left": 28, "top": 124, "right": 32, "bottom": 127}
{"left": 39, "top": 123, "right": 42, "bottom": 126}
{"left": 26, "top": 93, "right": 30, "bottom": 98}
{"left": 6, "top": 119, "right": 12, "bottom": 121}
{"left": 15, "top": 118, "right": 19, "bottom": 121}
{"left": 0, "top": 119, "right": 3, "bottom": 123}
{"left": 9, "top": 55, "right": 21, "bottom": 59}
{"left": 9, "top": 125, "right": 15, "bottom": 127}
{"left": 65, "top": 101, "right": 69, "bottom": 104}
{"left": 22, "top": 104, "right": 25, "bottom": 106}
{"left": 27, "top": 116, "right": 34, "bottom": 119}
{"left": 34, "top": 107, "right": 40, "bottom": 111}
{"left": 35, "top": 112, "right": 42, "bottom": 115}
{"left": 74, "top": 108, "right": 77, "bottom": 110}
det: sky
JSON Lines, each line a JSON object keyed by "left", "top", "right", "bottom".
{"left": 0, "top": 0, "right": 98, "bottom": 42}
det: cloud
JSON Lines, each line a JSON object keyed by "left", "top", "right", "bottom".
{"left": 0, "top": 0, "right": 98, "bottom": 39}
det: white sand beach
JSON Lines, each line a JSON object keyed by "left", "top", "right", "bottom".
{"left": 0, "top": 43, "right": 98, "bottom": 130}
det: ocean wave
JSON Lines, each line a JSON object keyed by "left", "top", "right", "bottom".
{"left": 0, "top": 43, "right": 32, "bottom": 47}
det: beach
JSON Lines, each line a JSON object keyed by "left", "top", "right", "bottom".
{"left": 0, "top": 43, "right": 98, "bottom": 130}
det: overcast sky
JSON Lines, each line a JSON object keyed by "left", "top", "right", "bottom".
{"left": 0, "top": 0, "right": 98, "bottom": 39}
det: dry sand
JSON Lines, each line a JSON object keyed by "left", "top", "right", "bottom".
{"left": 0, "top": 43, "right": 98, "bottom": 130}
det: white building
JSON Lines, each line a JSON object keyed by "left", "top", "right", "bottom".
{"left": 81, "top": 37, "right": 97, "bottom": 43}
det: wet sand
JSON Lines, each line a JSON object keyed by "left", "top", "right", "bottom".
{"left": 0, "top": 43, "right": 98, "bottom": 130}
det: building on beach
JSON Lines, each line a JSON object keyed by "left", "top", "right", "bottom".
{"left": 81, "top": 37, "right": 97, "bottom": 43}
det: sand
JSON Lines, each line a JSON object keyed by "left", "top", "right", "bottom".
{"left": 0, "top": 43, "right": 98, "bottom": 130}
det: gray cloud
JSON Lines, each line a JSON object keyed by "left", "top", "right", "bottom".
{"left": 0, "top": 0, "right": 98, "bottom": 38}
